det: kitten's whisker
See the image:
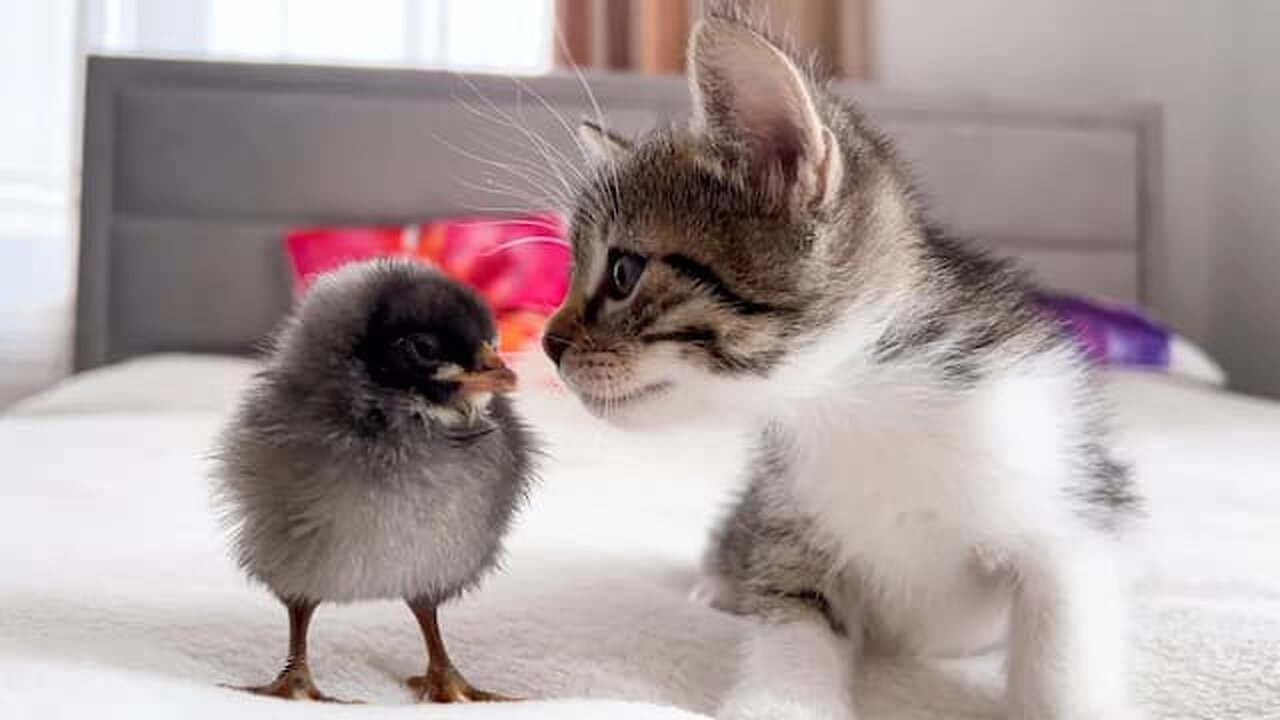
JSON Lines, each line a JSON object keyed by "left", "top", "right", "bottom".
{"left": 553, "top": 25, "right": 623, "bottom": 219}
{"left": 426, "top": 100, "right": 569, "bottom": 197}
{"left": 510, "top": 89, "right": 589, "bottom": 197}
{"left": 433, "top": 132, "right": 564, "bottom": 199}
{"left": 601, "top": 373, "right": 617, "bottom": 418}
{"left": 443, "top": 107, "right": 574, "bottom": 211}
{"left": 572, "top": 317, "right": 596, "bottom": 347}
{"left": 508, "top": 75, "right": 593, "bottom": 171}
{"left": 455, "top": 201, "right": 570, "bottom": 219}
{"left": 454, "top": 94, "right": 576, "bottom": 194}
{"left": 459, "top": 175, "right": 558, "bottom": 210}
{"left": 448, "top": 217, "right": 566, "bottom": 235}
{"left": 479, "top": 235, "right": 571, "bottom": 257}
{"left": 466, "top": 133, "right": 573, "bottom": 204}
{"left": 451, "top": 77, "right": 580, "bottom": 202}
{"left": 510, "top": 84, "right": 589, "bottom": 187}
{"left": 458, "top": 176, "right": 564, "bottom": 216}
{"left": 541, "top": 333, "right": 574, "bottom": 349}
{"left": 555, "top": 26, "right": 607, "bottom": 143}
{"left": 456, "top": 122, "right": 572, "bottom": 191}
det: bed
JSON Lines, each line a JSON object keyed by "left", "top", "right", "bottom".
{"left": 2, "top": 57, "right": 1278, "bottom": 719}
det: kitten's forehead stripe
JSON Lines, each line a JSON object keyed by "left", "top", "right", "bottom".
{"left": 659, "top": 254, "right": 781, "bottom": 317}
{"left": 639, "top": 326, "right": 717, "bottom": 345}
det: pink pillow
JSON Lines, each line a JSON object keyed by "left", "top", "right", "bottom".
{"left": 284, "top": 213, "right": 570, "bottom": 354}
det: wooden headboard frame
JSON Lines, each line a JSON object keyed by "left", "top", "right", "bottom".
{"left": 76, "top": 56, "right": 1163, "bottom": 370}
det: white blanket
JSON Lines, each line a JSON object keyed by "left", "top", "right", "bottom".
{"left": 2, "top": 355, "right": 1279, "bottom": 719}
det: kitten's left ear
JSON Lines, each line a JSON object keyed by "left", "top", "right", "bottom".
{"left": 689, "top": 19, "right": 841, "bottom": 210}
{"left": 578, "top": 120, "right": 633, "bottom": 166}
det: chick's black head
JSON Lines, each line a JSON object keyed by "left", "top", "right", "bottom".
{"left": 351, "top": 263, "right": 514, "bottom": 406}
{"left": 277, "top": 260, "right": 515, "bottom": 434}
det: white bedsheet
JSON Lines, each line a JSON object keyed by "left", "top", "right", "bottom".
{"left": 2, "top": 355, "right": 1278, "bottom": 719}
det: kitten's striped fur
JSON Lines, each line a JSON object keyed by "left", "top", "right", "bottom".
{"left": 545, "top": 7, "right": 1141, "bottom": 720}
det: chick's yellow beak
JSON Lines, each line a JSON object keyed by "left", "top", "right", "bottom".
{"left": 455, "top": 344, "right": 517, "bottom": 394}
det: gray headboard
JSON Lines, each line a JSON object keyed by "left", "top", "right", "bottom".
{"left": 76, "top": 55, "right": 1163, "bottom": 371}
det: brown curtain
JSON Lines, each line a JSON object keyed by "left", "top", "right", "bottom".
{"left": 554, "top": 0, "right": 873, "bottom": 79}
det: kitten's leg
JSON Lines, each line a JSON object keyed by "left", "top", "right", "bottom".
{"left": 708, "top": 484, "right": 858, "bottom": 720}
{"left": 688, "top": 572, "right": 733, "bottom": 608}
{"left": 690, "top": 542, "right": 739, "bottom": 610}
{"left": 1007, "top": 537, "right": 1137, "bottom": 720}
{"left": 718, "top": 601, "right": 860, "bottom": 720}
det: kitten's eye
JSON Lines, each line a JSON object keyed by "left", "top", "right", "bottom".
{"left": 607, "top": 251, "right": 647, "bottom": 300}
{"left": 397, "top": 332, "right": 440, "bottom": 365}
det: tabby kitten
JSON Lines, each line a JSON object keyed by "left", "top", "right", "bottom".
{"left": 544, "top": 11, "right": 1141, "bottom": 720}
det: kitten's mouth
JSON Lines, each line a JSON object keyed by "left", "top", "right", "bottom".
{"left": 575, "top": 381, "right": 673, "bottom": 415}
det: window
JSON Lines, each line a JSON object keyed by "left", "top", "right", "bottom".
{"left": 87, "top": 0, "right": 553, "bottom": 73}
{"left": 0, "top": 0, "right": 554, "bottom": 404}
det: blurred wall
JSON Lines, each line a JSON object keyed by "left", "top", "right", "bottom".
{"left": 875, "top": 0, "right": 1280, "bottom": 398}
{"left": 1210, "top": 0, "right": 1280, "bottom": 399}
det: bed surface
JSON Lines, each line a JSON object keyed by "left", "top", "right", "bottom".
{"left": 19, "top": 54, "right": 1267, "bottom": 719}
{"left": 3, "top": 356, "right": 1279, "bottom": 719}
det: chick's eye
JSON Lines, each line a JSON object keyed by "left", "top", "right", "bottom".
{"left": 607, "top": 251, "right": 646, "bottom": 300}
{"left": 398, "top": 332, "right": 440, "bottom": 365}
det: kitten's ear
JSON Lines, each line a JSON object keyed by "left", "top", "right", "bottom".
{"left": 688, "top": 19, "right": 841, "bottom": 210}
{"left": 578, "top": 120, "right": 633, "bottom": 166}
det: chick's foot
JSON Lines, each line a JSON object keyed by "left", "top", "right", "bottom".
{"left": 231, "top": 664, "right": 357, "bottom": 703}
{"left": 407, "top": 665, "right": 517, "bottom": 703}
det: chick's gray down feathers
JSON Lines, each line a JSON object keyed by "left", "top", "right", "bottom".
{"left": 213, "top": 260, "right": 535, "bottom": 605}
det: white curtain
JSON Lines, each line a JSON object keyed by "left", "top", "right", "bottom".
{"left": 0, "top": 0, "right": 552, "bottom": 404}
{"left": 82, "top": 0, "right": 552, "bottom": 71}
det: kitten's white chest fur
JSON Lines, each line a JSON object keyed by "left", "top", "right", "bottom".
{"left": 558, "top": 10, "right": 1139, "bottom": 715}
{"left": 778, "top": 362, "right": 1084, "bottom": 654}
{"left": 708, "top": 356, "right": 1134, "bottom": 720}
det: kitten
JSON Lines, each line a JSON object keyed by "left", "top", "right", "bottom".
{"left": 544, "top": 9, "right": 1141, "bottom": 720}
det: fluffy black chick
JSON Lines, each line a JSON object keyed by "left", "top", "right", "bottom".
{"left": 214, "top": 259, "right": 535, "bottom": 703}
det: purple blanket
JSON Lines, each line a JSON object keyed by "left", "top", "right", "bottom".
{"left": 1034, "top": 291, "right": 1170, "bottom": 369}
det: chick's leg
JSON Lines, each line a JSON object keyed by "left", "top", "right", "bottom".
{"left": 405, "top": 599, "right": 517, "bottom": 702}
{"left": 237, "top": 598, "right": 352, "bottom": 702}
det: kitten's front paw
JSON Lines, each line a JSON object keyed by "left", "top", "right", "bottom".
{"left": 688, "top": 574, "right": 730, "bottom": 609}
{"left": 718, "top": 690, "right": 856, "bottom": 720}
